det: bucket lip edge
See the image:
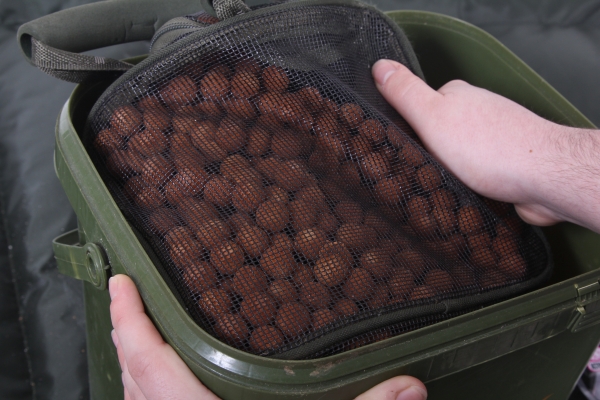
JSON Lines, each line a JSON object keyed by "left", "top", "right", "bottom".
{"left": 53, "top": 9, "right": 597, "bottom": 386}
{"left": 58, "top": 83, "right": 586, "bottom": 386}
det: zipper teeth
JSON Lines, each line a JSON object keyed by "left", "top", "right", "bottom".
{"left": 150, "top": 22, "right": 205, "bottom": 49}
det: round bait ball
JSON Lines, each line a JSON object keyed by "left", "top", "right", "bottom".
{"left": 292, "top": 264, "right": 315, "bottom": 287}
{"left": 214, "top": 118, "right": 248, "bottom": 153}
{"left": 256, "top": 199, "right": 289, "bottom": 232}
{"left": 289, "top": 198, "right": 318, "bottom": 231}
{"left": 223, "top": 97, "right": 257, "bottom": 120}
{"left": 204, "top": 176, "right": 234, "bottom": 207}
{"left": 194, "top": 219, "right": 231, "bottom": 251}
{"left": 176, "top": 198, "right": 219, "bottom": 228}
{"left": 416, "top": 164, "right": 443, "bottom": 193}
{"left": 334, "top": 299, "right": 359, "bottom": 317}
{"left": 276, "top": 159, "right": 311, "bottom": 191}
{"left": 271, "top": 130, "right": 303, "bottom": 159}
{"left": 334, "top": 200, "right": 364, "bottom": 224}
{"left": 161, "top": 75, "right": 198, "bottom": 107}
{"left": 182, "top": 261, "right": 218, "bottom": 293}
{"left": 388, "top": 268, "right": 416, "bottom": 300}
{"left": 386, "top": 125, "right": 408, "bottom": 148}
{"left": 295, "top": 228, "right": 328, "bottom": 260}
{"left": 343, "top": 268, "right": 375, "bottom": 301}
{"left": 236, "top": 224, "right": 270, "bottom": 258}
{"left": 260, "top": 244, "right": 296, "bottom": 278}
{"left": 269, "top": 279, "right": 297, "bottom": 304}
{"left": 275, "top": 301, "right": 311, "bottom": 337}
{"left": 124, "top": 177, "right": 165, "bottom": 210}
{"left": 312, "top": 309, "right": 338, "bottom": 331}
{"left": 270, "top": 232, "right": 292, "bottom": 248}
{"left": 232, "top": 265, "right": 268, "bottom": 298}
{"left": 360, "top": 248, "right": 392, "bottom": 279}
{"left": 375, "top": 176, "right": 410, "bottom": 205}
{"left": 470, "top": 247, "right": 497, "bottom": 270}
{"left": 249, "top": 325, "right": 284, "bottom": 352}
{"left": 432, "top": 206, "right": 458, "bottom": 236}
{"left": 339, "top": 103, "right": 364, "bottom": 128}
{"left": 139, "top": 155, "right": 173, "bottom": 186}
{"left": 220, "top": 154, "right": 261, "bottom": 186}
{"left": 226, "top": 212, "right": 253, "bottom": 231}
{"left": 111, "top": 105, "right": 142, "bottom": 137}
{"left": 200, "top": 66, "right": 230, "bottom": 101}
{"left": 262, "top": 65, "right": 289, "bottom": 93}
{"left": 231, "top": 71, "right": 260, "bottom": 99}
{"left": 232, "top": 181, "right": 266, "bottom": 213}
{"left": 94, "top": 128, "right": 123, "bottom": 156}
{"left": 336, "top": 223, "right": 376, "bottom": 252}
{"left": 214, "top": 313, "right": 249, "bottom": 342}
{"left": 199, "top": 288, "right": 231, "bottom": 319}
{"left": 497, "top": 254, "right": 527, "bottom": 280}
{"left": 449, "top": 265, "right": 477, "bottom": 288}
{"left": 235, "top": 58, "right": 261, "bottom": 75}
{"left": 359, "top": 119, "right": 386, "bottom": 144}
{"left": 393, "top": 249, "right": 427, "bottom": 277}
{"left": 314, "top": 252, "right": 351, "bottom": 287}
{"left": 246, "top": 126, "right": 272, "bottom": 157}
{"left": 136, "top": 96, "right": 163, "bottom": 112}
{"left": 430, "top": 189, "right": 457, "bottom": 211}
{"left": 410, "top": 285, "right": 437, "bottom": 301}
{"left": 211, "top": 241, "right": 245, "bottom": 275}
{"left": 300, "top": 281, "right": 331, "bottom": 310}
{"left": 147, "top": 207, "right": 179, "bottom": 235}
{"left": 424, "top": 269, "right": 454, "bottom": 293}
{"left": 479, "top": 270, "right": 507, "bottom": 290}
{"left": 360, "top": 152, "right": 390, "bottom": 181}
{"left": 401, "top": 143, "right": 425, "bottom": 168}
{"left": 367, "top": 285, "right": 391, "bottom": 309}
{"left": 318, "top": 212, "right": 339, "bottom": 234}
{"left": 240, "top": 292, "right": 277, "bottom": 327}
{"left": 492, "top": 229, "right": 519, "bottom": 257}
{"left": 458, "top": 205, "right": 486, "bottom": 235}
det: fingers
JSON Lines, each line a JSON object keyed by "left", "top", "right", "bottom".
{"left": 109, "top": 274, "right": 220, "bottom": 400}
{"left": 112, "top": 330, "right": 147, "bottom": 400}
{"left": 372, "top": 59, "right": 442, "bottom": 135}
{"left": 355, "top": 376, "right": 427, "bottom": 400}
{"left": 514, "top": 204, "right": 561, "bottom": 227}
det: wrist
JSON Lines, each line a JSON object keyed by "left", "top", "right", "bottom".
{"left": 526, "top": 123, "right": 600, "bottom": 232}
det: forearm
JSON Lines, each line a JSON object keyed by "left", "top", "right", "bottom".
{"left": 530, "top": 124, "right": 600, "bottom": 232}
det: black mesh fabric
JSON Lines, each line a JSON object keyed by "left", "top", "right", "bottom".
{"left": 84, "top": 1, "right": 551, "bottom": 359}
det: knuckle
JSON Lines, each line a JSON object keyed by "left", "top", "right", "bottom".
{"left": 109, "top": 301, "right": 127, "bottom": 329}
{"left": 440, "top": 79, "right": 468, "bottom": 91}
{"left": 127, "top": 350, "right": 155, "bottom": 380}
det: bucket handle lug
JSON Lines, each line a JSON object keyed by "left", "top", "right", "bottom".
{"left": 52, "top": 229, "right": 110, "bottom": 290}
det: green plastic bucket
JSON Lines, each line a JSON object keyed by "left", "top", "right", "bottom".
{"left": 51, "top": 10, "right": 600, "bottom": 400}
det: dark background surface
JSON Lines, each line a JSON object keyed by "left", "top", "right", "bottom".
{"left": 0, "top": 1, "right": 598, "bottom": 399}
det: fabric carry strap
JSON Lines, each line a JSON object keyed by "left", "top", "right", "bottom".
{"left": 17, "top": 0, "right": 203, "bottom": 83}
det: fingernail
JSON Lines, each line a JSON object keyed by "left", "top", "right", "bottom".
{"left": 111, "top": 329, "right": 119, "bottom": 347}
{"left": 396, "top": 386, "right": 427, "bottom": 400}
{"left": 373, "top": 59, "right": 399, "bottom": 85}
{"left": 109, "top": 276, "right": 117, "bottom": 300}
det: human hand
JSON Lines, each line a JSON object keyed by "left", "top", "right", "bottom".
{"left": 372, "top": 59, "right": 600, "bottom": 233}
{"left": 109, "top": 274, "right": 427, "bottom": 400}
{"left": 109, "top": 274, "right": 220, "bottom": 400}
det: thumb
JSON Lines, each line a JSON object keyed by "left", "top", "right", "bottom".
{"left": 355, "top": 376, "right": 427, "bottom": 400}
{"left": 372, "top": 59, "right": 441, "bottom": 135}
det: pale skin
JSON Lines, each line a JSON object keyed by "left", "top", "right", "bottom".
{"left": 109, "top": 275, "right": 427, "bottom": 400}
{"left": 372, "top": 59, "right": 600, "bottom": 233}
{"left": 109, "top": 58, "right": 600, "bottom": 400}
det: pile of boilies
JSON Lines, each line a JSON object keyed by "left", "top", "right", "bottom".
{"left": 92, "top": 56, "right": 528, "bottom": 352}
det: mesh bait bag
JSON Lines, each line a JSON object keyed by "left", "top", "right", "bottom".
{"left": 26, "top": 0, "right": 552, "bottom": 359}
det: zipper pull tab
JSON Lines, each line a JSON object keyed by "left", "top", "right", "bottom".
{"left": 202, "top": 0, "right": 251, "bottom": 20}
